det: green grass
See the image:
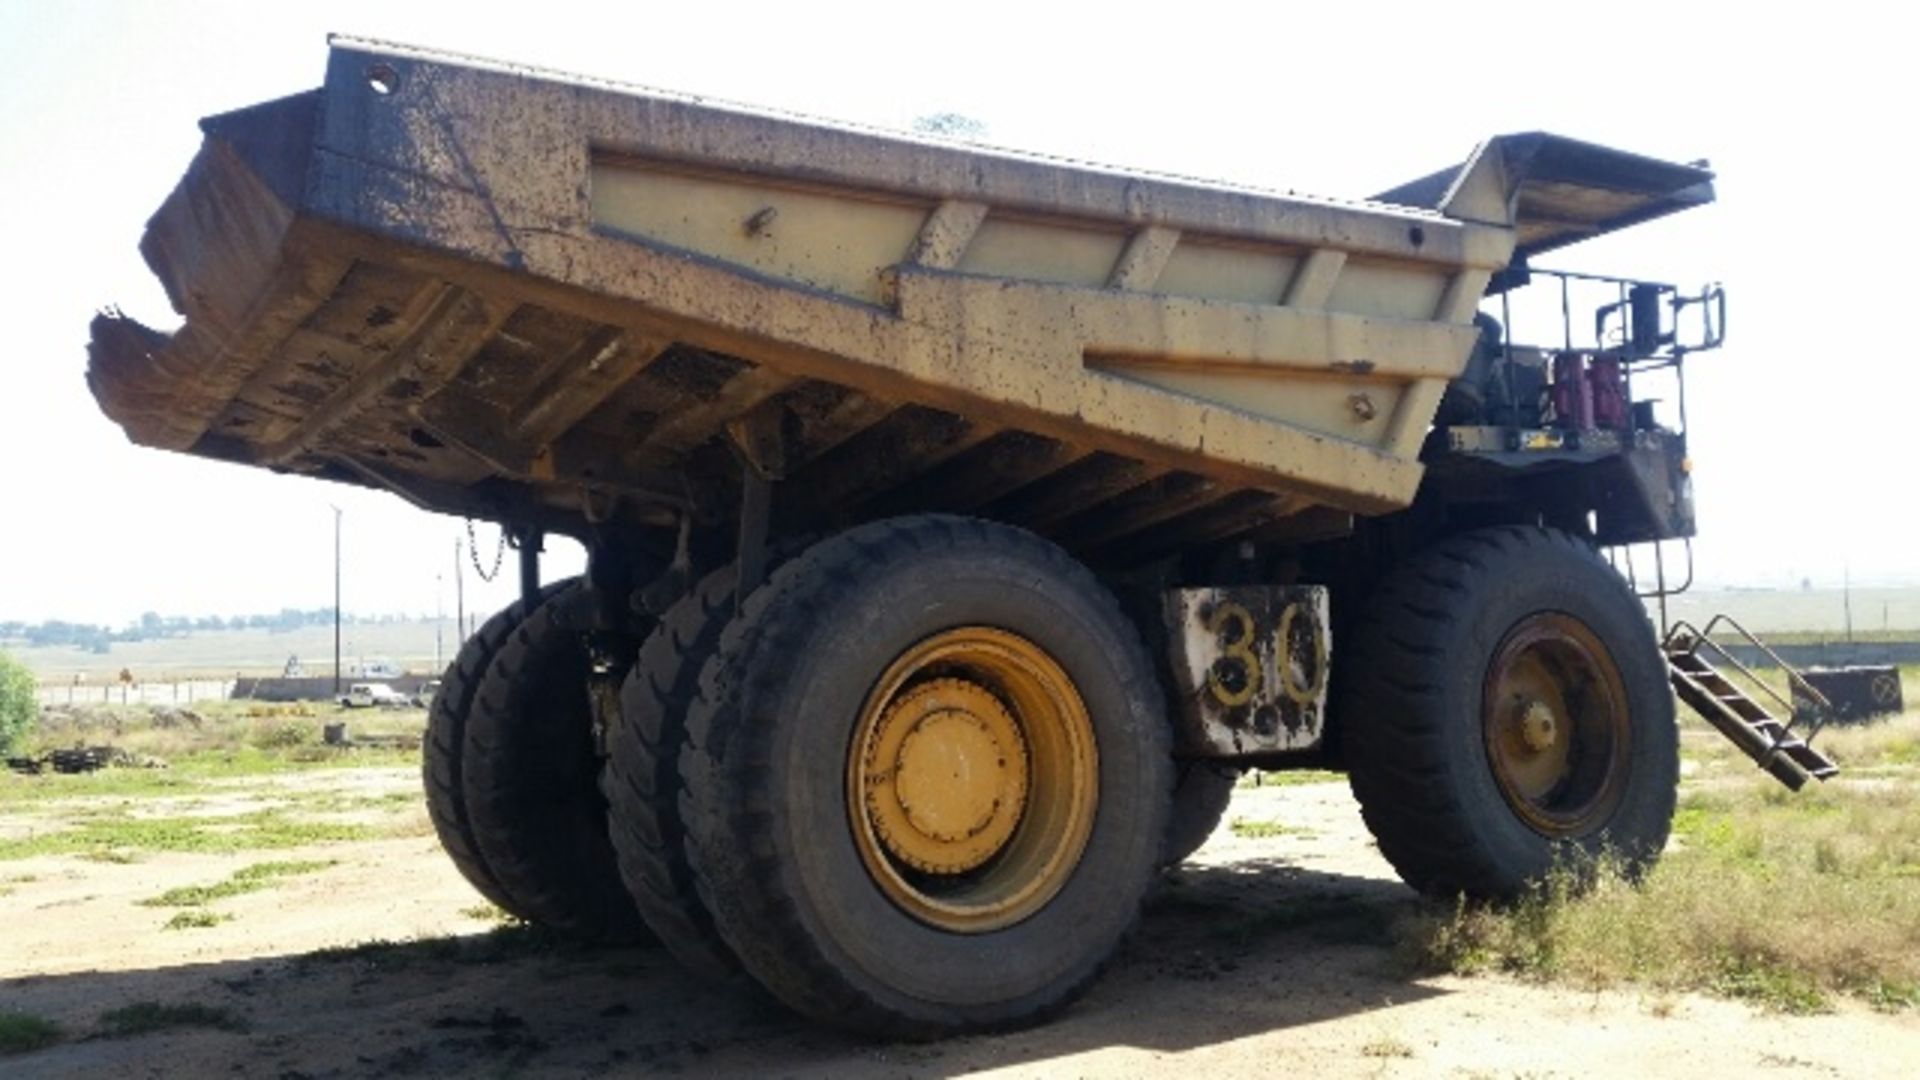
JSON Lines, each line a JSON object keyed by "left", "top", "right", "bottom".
{"left": 1237, "top": 768, "right": 1344, "bottom": 788}
{"left": 1228, "top": 817, "right": 1313, "bottom": 840}
{"left": 96, "top": 1002, "right": 244, "bottom": 1037}
{"left": 1724, "top": 630, "right": 1918, "bottom": 646}
{"left": 3, "top": 697, "right": 427, "bottom": 809}
{"left": 235, "top": 858, "right": 335, "bottom": 881}
{"left": 162, "top": 910, "right": 231, "bottom": 931}
{"left": 297, "top": 790, "right": 419, "bottom": 813}
{"left": 303, "top": 924, "right": 572, "bottom": 971}
{"left": 0, "top": 1012, "right": 61, "bottom": 1056}
{"left": 0, "top": 746, "right": 420, "bottom": 808}
{"left": 0, "top": 810, "right": 379, "bottom": 863}
{"left": 139, "top": 859, "right": 335, "bottom": 908}
{"left": 459, "top": 902, "right": 519, "bottom": 925}
{"left": 1819, "top": 711, "right": 1920, "bottom": 771}
{"left": 1400, "top": 775, "right": 1920, "bottom": 1014}
{"left": 1360, "top": 1035, "right": 1414, "bottom": 1059}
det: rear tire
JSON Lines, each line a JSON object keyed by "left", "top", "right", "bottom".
{"left": 1340, "top": 526, "right": 1677, "bottom": 899}
{"left": 1163, "top": 762, "right": 1239, "bottom": 866}
{"left": 604, "top": 563, "right": 750, "bottom": 982}
{"left": 681, "top": 516, "right": 1171, "bottom": 1037}
{"left": 462, "top": 586, "right": 650, "bottom": 943}
{"left": 422, "top": 583, "right": 563, "bottom": 919}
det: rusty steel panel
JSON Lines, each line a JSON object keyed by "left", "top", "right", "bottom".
{"left": 1163, "top": 586, "right": 1330, "bottom": 757}
{"left": 1794, "top": 667, "right": 1905, "bottom": 725}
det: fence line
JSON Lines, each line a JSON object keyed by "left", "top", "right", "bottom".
{"left": 30, "top": 642, "right": 1916, "bottom": 707}
{"left": 35, "top": 680, "right": 238, "bottom": 708}
{"left": 1717, "top": 641, "right": 1920, "bottom": 670}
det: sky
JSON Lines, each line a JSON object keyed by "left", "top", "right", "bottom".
{"left": 1, "top": 0, "right": 1914, "bottom": 627}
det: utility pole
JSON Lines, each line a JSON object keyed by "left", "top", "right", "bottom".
{"left": 1843, "top": 564, "right": 1855, "bottom": 644}
{"left": 453, "top": 536, "right": 465, "bottom": 650}
{"left": 331, "top": 505, "right": 343, "bottom": 694}
{"left": 435, "top": 572, "right": 444, "bottom": 672}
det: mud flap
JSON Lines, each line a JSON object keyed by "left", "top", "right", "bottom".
{"left": 1163, "top": 586, "right": 1330, "bottom": 757}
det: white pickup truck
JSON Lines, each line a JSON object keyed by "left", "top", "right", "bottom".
{"left": 338, "top": 682, "right": 408, "bottom": 709}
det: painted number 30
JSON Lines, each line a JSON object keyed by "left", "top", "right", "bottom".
{"left": 1205, "top": 601, "right": 1325, "bottom": 708}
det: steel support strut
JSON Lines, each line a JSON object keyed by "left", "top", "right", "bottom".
{"left": 727, "top": 403, "right": 788, "bottom": 608}
{"left": 515, "top": 527, "right": 543, "bottom": 610}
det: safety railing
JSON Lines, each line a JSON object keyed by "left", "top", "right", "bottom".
{"left": 1664, "top": 615, "right": 1837, "bottom": 741}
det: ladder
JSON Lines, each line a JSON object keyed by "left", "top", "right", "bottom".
{"left": 1664, "top": 617, "right": 1839, "bottom": 791}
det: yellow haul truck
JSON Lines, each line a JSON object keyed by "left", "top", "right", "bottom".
{"left": 88, "top": 38, "right": 1829, "bottom": 1037}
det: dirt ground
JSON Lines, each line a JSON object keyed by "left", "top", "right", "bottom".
{"left": 3, "top": 771, "right": 1917, "bottom": 1079}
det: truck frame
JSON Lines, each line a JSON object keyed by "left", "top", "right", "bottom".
{"left": 86, "top": 38, "right": 1828, "bottom": 1037}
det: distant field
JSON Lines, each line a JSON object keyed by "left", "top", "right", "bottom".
{"left": 6, "top": 622, "right": 455, "bottom": 681}
{"left": 6, "top": 584, "right": 1917, "bottom": 684}
{"left": 1654, "top": 585, "right": 1920, "bottom": 637}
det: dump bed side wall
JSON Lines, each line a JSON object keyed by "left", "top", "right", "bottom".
{"left": 309, "top": 44, "right": 1509, "bottom": 502}
{"left": 91, "top": 40, "right": 1519, "bottom": 556}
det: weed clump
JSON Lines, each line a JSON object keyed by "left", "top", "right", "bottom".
{"left": 96, "top": 1001, "right": 244, "bottom": 1036}
{"left": 247, "top": 718, "right": 313, "bottom": 750}
{"left": 162, "top": 910, "right": 231, "bottom": 931}
{"left": 0, "top": 1011, "right": 61, "bottom": 1056}
{"left": 1400, "top": 778, "right": 1920, "bottom": 1014}
{"left": 1228, "top": 817, "right": 1311, "bottom": 840}
{"left": 140, "top": 859, "right": 335, "bottom": 907}
{"left": 0, "top": 811, "right": 379, "bottom": 862}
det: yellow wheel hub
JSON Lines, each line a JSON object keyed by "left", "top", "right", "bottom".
{"left": 1517, "top": 698, "right": 1560, "bottom": 753}
{"left": 848, "top": 627, "right": 1096, "bottom": 934}
{"left": 1482, "top": 613, "right": 1631, "bottom": 837}
{"left": 864, "top": 679, "right": 1029, "bottom": 875}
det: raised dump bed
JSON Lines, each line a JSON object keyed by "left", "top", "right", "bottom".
{"left": 90, "top": 38, "right": 1701, "bottom": 560}
{"left": 89, "top": 37, "right": 1744, "bottom": 1040}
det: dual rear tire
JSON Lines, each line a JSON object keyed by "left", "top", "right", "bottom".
{"left": 607, "top": 516, "right": 1173, "bottom": 1036}
{"left": 421, "top": 580, "right": 647, "bottom": 942}
{"left": 425, "top": 518, "right": 1198, "bottom": 1036}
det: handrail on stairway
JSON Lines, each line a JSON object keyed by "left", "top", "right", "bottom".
{"left": 1664, "top": 616, "right": 1837, "bottom": 741}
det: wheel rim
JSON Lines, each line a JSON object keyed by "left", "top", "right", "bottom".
{"left": 1482, "top": 613, "right": 1631, "bottom": 837}
{"left": 847, "top": 626, "right": 1097, "bottom": 933}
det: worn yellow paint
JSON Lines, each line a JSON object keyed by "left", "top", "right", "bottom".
{"left": 957, "top": 216, "right": 1129, "bottom": 289}
{"left": 1383, "top": 378, "right": 1450, "bottom": 458}
{"left": 1326, "top": 257, "right": 1451, "bottom": 321}
{"left": 1283, "top": 249, "right": 1348, "bottom": 309}
{"left": 858, "top": 678, "right": 1030, "bottom": 877}
{"left": 905, "top": 199, "right": 990, "bottom": 270}
{"left": 892, "top": 270, "right": 1478, "bottom": 378}
{"left": 1106, "top": 226, "right": 1182, "bottom": 291}
{"left": 1158, "top": 238, "right": 1303, "bottom": 305}
{"left": 848, "top": 627, "right": 1096, "bottom": 934}
{"left": 589, "top": 163, "right": 928, "bottom": 304}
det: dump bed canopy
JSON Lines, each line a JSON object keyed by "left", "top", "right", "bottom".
{"left": 1375, "top": 132, "right": 1715, "bottom": 263}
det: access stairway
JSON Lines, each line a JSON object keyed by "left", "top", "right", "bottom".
{"left": 1664, "top": 617, "right": 1839, "bottom": 790}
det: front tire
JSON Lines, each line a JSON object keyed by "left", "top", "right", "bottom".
{"left": 1340, "top": 526, "right": 1676, "bottom": 899}
{"left": 681, "top": 516, "right": 1171, "bottom": 1037}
